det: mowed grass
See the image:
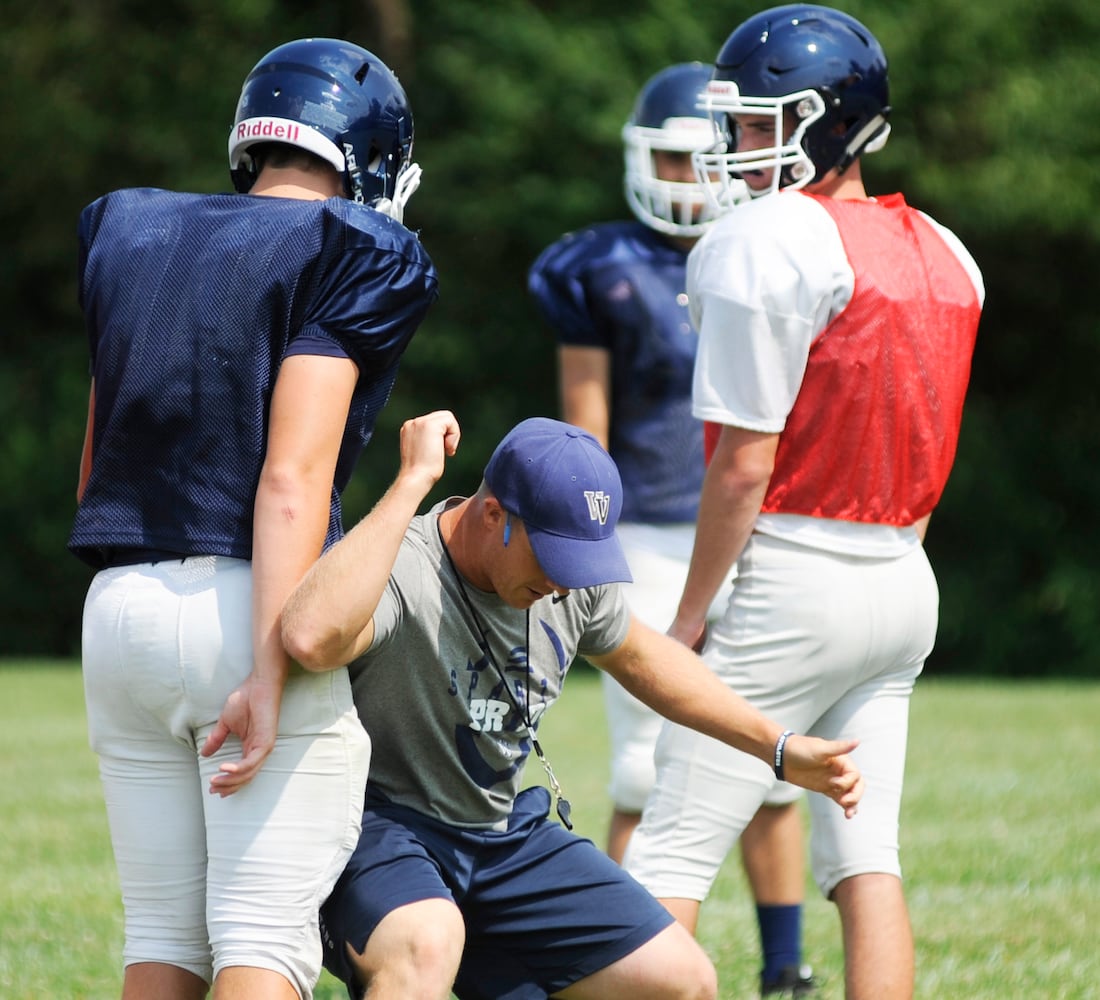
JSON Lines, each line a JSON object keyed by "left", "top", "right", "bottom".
{"left": 1, "top": 662, "right": 1097, "bottom": 999}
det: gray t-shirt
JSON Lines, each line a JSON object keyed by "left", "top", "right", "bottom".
{"left": 349, "top": 499, "right": 631, "bottom": 830}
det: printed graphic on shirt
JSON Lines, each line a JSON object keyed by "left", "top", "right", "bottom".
{"left": 452, "top": 616, "right": 569, "bottom": 791}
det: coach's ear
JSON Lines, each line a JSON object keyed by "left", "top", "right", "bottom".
{"left": 481, "top": 492, "right": 507, "bottom": 532}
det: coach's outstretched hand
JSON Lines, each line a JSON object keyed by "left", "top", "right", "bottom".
{"left": 781, "top": 734, "right": 864, "bottom": 818}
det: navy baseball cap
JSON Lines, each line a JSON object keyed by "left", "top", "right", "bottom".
{"left": 483, "top": 418, "right": 633, "bottom": 589}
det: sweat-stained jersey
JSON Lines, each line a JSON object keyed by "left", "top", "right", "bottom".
{"left": 690, "top": 190, "right": 983, "bottom": 556}
{"left": 350, "top": 500, "right": 631, "bottom": 830}
{"left": 528, "top": 221, "right": 703, "bottom": 524}
{"left": 70, "top": 188, "right": 437, "bottom": 568}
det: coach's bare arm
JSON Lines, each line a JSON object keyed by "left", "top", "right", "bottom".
{"left": 282, "top": 410, "right": 461, "bottom": 671}
{"left": 589, "top": 623, "right": 864, "bottom": 817}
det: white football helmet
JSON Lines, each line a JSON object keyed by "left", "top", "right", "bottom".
{"left": 622, "top": 63, "right": 748, "bottom": 236}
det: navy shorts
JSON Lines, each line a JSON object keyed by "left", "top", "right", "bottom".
{"left": 320, "top": 786, "right": 675, "bottom": 999}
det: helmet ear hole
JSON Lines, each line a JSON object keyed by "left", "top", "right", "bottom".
{"left": 354, "top": 63, "right": 370, "bottom": 85}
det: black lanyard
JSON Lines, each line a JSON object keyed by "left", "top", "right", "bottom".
{"left": 436, "top": 517, "right": 574, "bottom": 830}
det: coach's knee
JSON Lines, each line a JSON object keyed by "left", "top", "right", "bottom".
{"left": 654, "top": 950, "right": 717, "bottom": 1000}
{"left": 647, "top": 923, "right": 719, "bottom": 1000}
{"left": 351, "top": 899, "right": 465, "bottom": 998}
{"left": 683, "top": 952, "right": 718, "bottom": 1000}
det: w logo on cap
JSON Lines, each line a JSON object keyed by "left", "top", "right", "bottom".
{"left": 483, "top": 418, "right": 632, "bottom": 587}
{"left": 583, "top": 490, "right": 611, "bottom": 526}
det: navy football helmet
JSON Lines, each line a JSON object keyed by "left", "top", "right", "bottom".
{"left": 694, "top": 5, "right": 890, "bottom": 199}
{"left": 622, "top": 63, "right": 746, "bottom": 236}
{"left": 228, "top": 38, "right": 421, "bottom": 222}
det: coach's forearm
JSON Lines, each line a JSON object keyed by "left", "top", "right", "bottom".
{"left": 282, "top": 468, "right": 434, "bottom": 670}
{"left": 593, "top": 620, "right": 781, "bottom": 765}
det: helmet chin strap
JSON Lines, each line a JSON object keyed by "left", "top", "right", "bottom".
{"left": 374, "top": 161, "right": 423, "bottom": 224}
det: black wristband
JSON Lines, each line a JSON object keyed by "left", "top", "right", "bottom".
{"left": 773, "top": 729, "right": 795, "bottom": 781}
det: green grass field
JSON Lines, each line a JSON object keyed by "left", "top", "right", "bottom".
{"left": 1, "top": 662, "right": 1097, "bottom": 999}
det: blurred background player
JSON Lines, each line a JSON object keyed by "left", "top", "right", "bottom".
{"left": 528, "top": 62, "right": 816, "bottom": 996}
{"left": 622, "top": 8, "right": 984, "bottom": 1000}
{"left": 70, "top": 38, "right": 436, "bottom": 1000}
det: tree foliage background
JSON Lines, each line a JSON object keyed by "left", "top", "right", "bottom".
{"left": 4, "top": 0, "right": 1098, "bottom": 675}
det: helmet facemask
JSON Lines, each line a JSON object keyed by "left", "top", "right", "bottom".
{"left": 623, "top": 116, "right": 724, "bottom": 237}
{"left": 337, "top": 125, "right": 421, "bottom": 223}
{"left": 694, "top": 81, "right": 826, "bottom": 202}
{"left": 622, "top": 61, "right": 749, "bottom": 237}
{"left": 371, "top": 160, "right": 421, "bottom": 224}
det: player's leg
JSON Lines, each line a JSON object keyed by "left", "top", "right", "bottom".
{"left": 120, "top": 964, "right": 208, "bottom": 1000}
{"left": 201, "top": 666, "right": 371, "bottom": 999}
{"left": 623, "top": 717, "right": 775, "bottom": 930}
{"left": 82, "top": 564, "right": 217, "bottom": 998}
{"left": 211, "top": 967, "right": 299, "bottom": 1000}
{"left": 809, "top": 684, "right": 919, "bottom": 1000}
{"left": 188, "top": 557, "right": 372, "bottom": 999}
{"left": 600, "top": 669, "right": 663, "bottom": 862}
{"left": 605, "top": 524, "right": 699, "bottom": 862}
{"left": 810, "top": 684, "right": 915, "bottom": 1000}
{"left": 806, "top": 544, "right": 937, "bottom": 1000}
{"left": 740, "top": 795, "right": 816, "bottom": 996}
{"left": 833, "top": 873, "right": 913, "bottom": 1000}
{"left": 712, "top": 543, "right": 811, "bottom": 995}
{"left": 606, "top": 806, "right": 641, "bottom": 866}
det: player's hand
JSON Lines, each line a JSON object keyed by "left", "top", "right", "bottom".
{"left": 397, "top": 410, "right": 461, "bottom": 490}
{"left": 781, "top": 735, "right": 864, "bottom": 819}
{"left": 200, "top": 673, "right": 284, "bottom": 796}
{"left": 667, "top": 615, "right": 707, "bottom": 653}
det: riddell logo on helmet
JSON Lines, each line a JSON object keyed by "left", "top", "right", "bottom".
{"left": 236, "top": 120, "right": 301, "bottom": 142}
{"left": 343, "top": 142, "right": 365, "bottom": 203}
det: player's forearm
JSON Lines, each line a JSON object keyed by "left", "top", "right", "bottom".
{"left": 558, "top": 346, "right": 611, "bottom": 447}
{"left": 674, "top": 447, "right": 770, "bottom": 633}
{"left": 675, "top": 508, "right": 748, "bottom": 629}
{"left": 251, "top": 472, "right": 333, "bottom": 685}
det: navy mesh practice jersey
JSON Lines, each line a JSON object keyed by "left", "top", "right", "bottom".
{"left": 528, "top": 221, "right": 703, "bottom": 523}
{"left": 69, "top": 188, "right": 438, "bottom": 569}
